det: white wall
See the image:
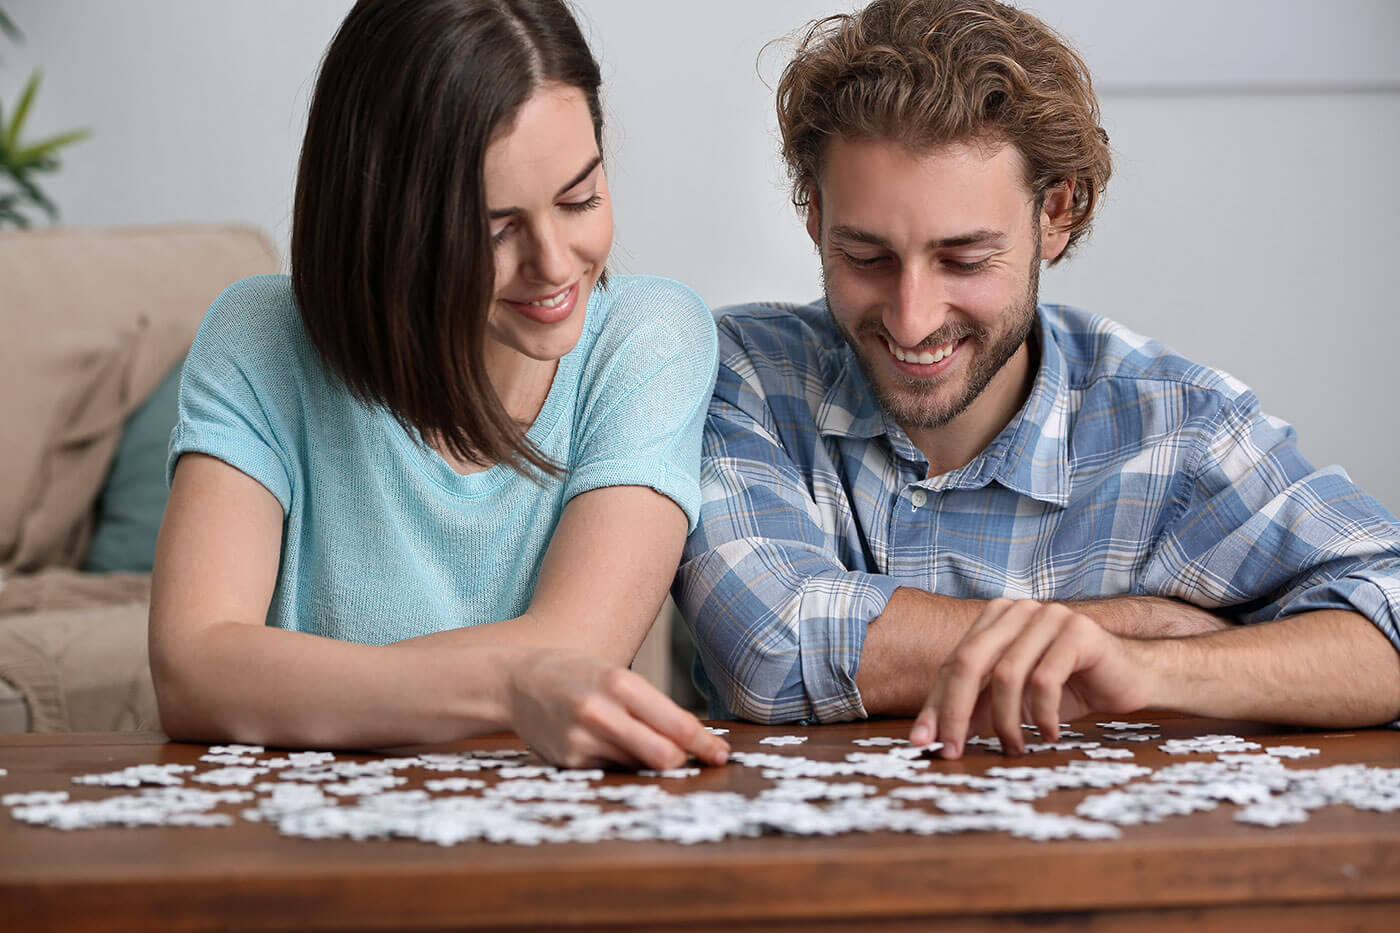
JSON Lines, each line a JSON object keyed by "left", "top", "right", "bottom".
{"left": 4, "top": 0, "right": 1398, "bottom": 510}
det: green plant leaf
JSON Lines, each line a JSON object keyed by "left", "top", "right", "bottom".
{"left": 11, "top": 168, "right": 56, "bottom": 219}
{"left": 11, "top": 127, "right": 90, "bottom": 165}
{"left": 0, "top": 202, "right": 31, "bottom": 228}
{"left": 5, "top": 69, "right": 41, "bottom": 153}
{"left": 0, "top": 10, "right": 21, "bottom": 42}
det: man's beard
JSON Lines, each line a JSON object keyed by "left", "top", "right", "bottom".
{"left": 827, "top": 237, "right": 1040, "bottom": 432}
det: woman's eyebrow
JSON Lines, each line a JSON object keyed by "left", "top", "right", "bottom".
{"left": 489, "top": 155, "right": 603, "bottom": 219}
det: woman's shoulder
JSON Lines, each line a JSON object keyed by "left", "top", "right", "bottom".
{"left": 189, "top": 268, "right": 322, "bottom": 375}
{"left": 193, "top": 273, "right": 307, "bottom": 360}
{"left": 585, "top": 274, "right": 715, "bottom": 358}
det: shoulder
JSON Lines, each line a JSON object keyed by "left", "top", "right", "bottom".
{"left": 1045, "top": 304, "right": 1254, "bottom": 408}
{"left": 716, "top": 299, "right": 837, "bottom": 359}
{"left": 182, "top": 273, "right": 329, "bottom": 419}
{"left": 573, "top": 275, "right": 717, "bottom": 401}
{"left": 191, "top": 273, "right": 310, "bottom": 366}
{"left": 586, "top": 274, "right": 715, "bottom": 355}
{"left": 713, "top": 299, "right": 843, "bottom": 404}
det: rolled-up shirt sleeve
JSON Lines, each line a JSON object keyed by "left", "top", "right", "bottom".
{"left": 1142, "top": 390, "right": 1400, "bottom": 655}
{"left": 675, "top": 358, "right": 898, "bottom": 725}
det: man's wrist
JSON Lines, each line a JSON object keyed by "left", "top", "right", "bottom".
{"left": 1123, "top": 634, "right": 1189, "bottom": 713}
{"left": 1079, "top": 596, "right": 1229, "bottom": 639}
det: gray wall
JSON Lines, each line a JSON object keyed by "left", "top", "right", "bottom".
{"left": 5, "top": 0, "right": 1398, "bottom": 510}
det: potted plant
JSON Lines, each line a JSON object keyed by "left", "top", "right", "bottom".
{"left": 0, "top": 9, "right": 90, "bottom": 228}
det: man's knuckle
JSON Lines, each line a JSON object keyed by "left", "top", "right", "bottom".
{"left": 949, "top": 650, "right": 983, "bottom": 677}
{"left": 991, "top": 661, "right": 1020, "bottom": 690}
{"left": 1065, "top": 612, "right": 1097, "bottom": 635}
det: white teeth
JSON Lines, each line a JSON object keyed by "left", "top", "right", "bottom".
{"left": 527, "top": 288, "right": 570, "bottom": 308}
{"left": 886, "top": 337, "right": 957, "bottom": 365}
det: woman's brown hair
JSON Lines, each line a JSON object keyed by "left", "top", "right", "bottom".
{"left": 776, "top": 0, "right": 1112, "bottom": 263}
{"left": 291, "top": 0, "right": 603, "bottom": 476}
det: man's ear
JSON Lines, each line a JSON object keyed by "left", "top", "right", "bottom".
{"left": 1039, "top": 180, "right": 1074, "bottom": 262}
{"left": 805, "top": 189, "right": 822, "bottom": 247}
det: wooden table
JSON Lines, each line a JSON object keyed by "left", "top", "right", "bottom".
{"left": 2, "top": 717, "right": 1398, "bottom": 932}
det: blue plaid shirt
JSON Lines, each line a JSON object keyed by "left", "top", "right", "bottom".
{"left": 675, "top": 300, "right": 1400, "bottom": 724}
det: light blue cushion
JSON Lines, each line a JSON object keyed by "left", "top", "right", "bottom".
{"left": 82, "top": 356, "right": 184, "bottom": 573}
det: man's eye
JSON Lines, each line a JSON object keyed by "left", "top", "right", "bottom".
{"left": 843, "top": 252, "right": 886, "bottom": 268}
{"left": 945, "top": 258, "right": 991, "bottom": 273}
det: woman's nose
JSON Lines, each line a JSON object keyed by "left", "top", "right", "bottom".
{"left": 526, "top": 220, "right": 573, "bottom": 285}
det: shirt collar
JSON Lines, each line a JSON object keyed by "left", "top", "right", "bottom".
{"left": 814, "top": 305, "right": 1072, "bottom": 508}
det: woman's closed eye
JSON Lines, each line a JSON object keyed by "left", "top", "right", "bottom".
{"left": 560, "top": 192, "right": 603, "bottom": 214}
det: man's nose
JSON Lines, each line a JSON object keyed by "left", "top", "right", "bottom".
{"left": 883, "top": 265, "right": 947, "bottom": 347}
{"left": 527, "top": 220, "right": 573, "bottom": 285}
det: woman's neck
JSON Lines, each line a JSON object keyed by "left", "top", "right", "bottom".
{"left": 431, "top": 345, "right": 558, "bottom": 476}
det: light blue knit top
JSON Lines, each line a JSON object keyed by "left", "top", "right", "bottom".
{"left": 168, "top": 273, "right": 717, "bottom": 645}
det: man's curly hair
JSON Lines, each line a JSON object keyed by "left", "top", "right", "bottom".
{"left": 776, "top": 0, "right": 1112, "bottom": 263}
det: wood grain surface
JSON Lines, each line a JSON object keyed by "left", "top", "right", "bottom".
{"left": 2, "top": 716, "right": 1398, "bottom": 932}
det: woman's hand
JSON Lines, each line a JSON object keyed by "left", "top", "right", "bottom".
{"left": 910, "top": 599, "right": 1154, "bottom": 759}
{"left": 506, "top": 649, "right": 730, "bottom": 770}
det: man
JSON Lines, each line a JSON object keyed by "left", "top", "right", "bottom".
{"left": 675, "top": 0, "right": 1400, "bottom": 757}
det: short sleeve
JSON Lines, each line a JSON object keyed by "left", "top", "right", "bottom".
{"left": 166, "top": 275, "right": 301, "bottom": 512}
{"left": 563, "top": 277, "right": 719, "bottom": 533}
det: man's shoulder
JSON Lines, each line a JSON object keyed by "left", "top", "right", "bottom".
{"left": 1045, "top": 304, "right": 1253, "bottom": 406}
{"left": 715, "top": 299, "right": 841, "bottom": 373}
{"left": 710, "top": 300, "right": 848, "bottom": 413}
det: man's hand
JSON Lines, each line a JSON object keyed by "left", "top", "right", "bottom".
{"left": 910, "top": 599, "right": 1153, "bottom": 758}
{"left": 857, "top": 589, "right": 1230, "bottom": 717}
{"left": 506, "top": 649, "right": 730, "bottom": 771}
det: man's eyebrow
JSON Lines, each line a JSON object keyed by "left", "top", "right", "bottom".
{"left": 488, "top": 155, "right": 602, "bottom": 219}
{"left": 827, "top": 225, "right": 1008, "bottom": 249}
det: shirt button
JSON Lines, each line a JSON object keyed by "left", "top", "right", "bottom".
{"left": 910, "top": 489, "right": 928, "bottom": 509}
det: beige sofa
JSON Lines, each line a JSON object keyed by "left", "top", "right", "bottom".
{"left": 0, "top": 224, "right": 680, "bottom": 735}
{"left": 0, "top": 225, "right": 283, "bottom": 732}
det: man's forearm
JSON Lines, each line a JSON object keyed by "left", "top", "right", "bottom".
{"left": 1138, "top": 610, "right": 1400, "bottom": 727}
{"left": 856, "top": 587, "right": 1230, "bottom": 716}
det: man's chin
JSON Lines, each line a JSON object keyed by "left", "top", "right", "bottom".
{"left": 871, "top": 383, "right": 968, "bottom": 432}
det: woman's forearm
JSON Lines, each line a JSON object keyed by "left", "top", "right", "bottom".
{"left": 152, "top": 620, "right": 521, "bottom": 749}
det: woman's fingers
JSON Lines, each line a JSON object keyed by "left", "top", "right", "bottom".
{"left": 611, "top": 669, "right": 730, "bottom": 767}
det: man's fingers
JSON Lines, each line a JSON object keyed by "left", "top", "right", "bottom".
{"left": 1026, "top": 621, "right": 1091, "bottom": 730}
{"left": 934, "top": 599, "right": 1040, "bottom": 758}
{"left": 989, "top": 604, "right": 1069, "bottom": 752}
{"left": 611, "top": 669, "right": 730, "bottom": 767}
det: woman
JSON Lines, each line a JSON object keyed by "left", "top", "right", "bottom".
{"left": 148, "top": 0, "right": 727, "bottom": 771}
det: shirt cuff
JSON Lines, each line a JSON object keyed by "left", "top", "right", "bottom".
{"left": 797, "top": 569, "right": 902, "bottom": 723}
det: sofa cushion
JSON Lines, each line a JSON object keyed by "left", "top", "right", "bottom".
{"left": 0, "top": 567, "right": 155, "bottom": 732}
{"left": 0, "top": 225, "right": 280, "bottom": 573}
{"left": 83, "top": 355, "right": 186, "bottom": 573}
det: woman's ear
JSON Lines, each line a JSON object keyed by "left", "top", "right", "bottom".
{"left": 1039, "top": 180, "right": 1074, "bottom": 262}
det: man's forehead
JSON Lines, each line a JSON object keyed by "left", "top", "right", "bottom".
{"left": 815, "top": 135, "right": 1036, "bottom": 236}
{"left": 817, "top": 135, "right": 1033, "bottom": 204}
